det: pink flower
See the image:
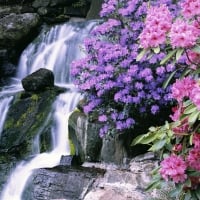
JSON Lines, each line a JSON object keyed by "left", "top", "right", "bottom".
{"left": 139, "top": 4, "right": 172, "bottom": 48}
{"left": 192, "top": 133, "right": 200, "bottom": 149}
{"left": 170, "top": 105, "right": 184, "bottom": 121}
{"left": 190, "top": 84, "right": 200, "bottom": 110}
{"left": 171, "top": 77, "right": 196, "bottom": 102}
{"left": 186, "top": 50, "right": 200, "bottom": 69}
{"left": 160, "top": 155, "right": 187, "bottom": 183}
{"left": 181, "top": 0, "right": 200, "bottom": 19}
{"left": 172, "top": 118, "right": 190, "bottom": 135}
{"left": 173, "top": 144, "right": 183, "bottom": 152}
{"left": 187, "top": 148, "right": 200, "bottom": 171}
{"left": 169, "top": 19, "right": 200, "bottom": 48}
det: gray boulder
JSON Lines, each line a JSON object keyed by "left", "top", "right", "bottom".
{"left": 0, "top": 13, "right": 40, "bottom": 48}
{"left": 0, "top": 84, "right": 65, "bottom": 157}
{"left": 22, "top": 68, "right": 54, "bottom": 92}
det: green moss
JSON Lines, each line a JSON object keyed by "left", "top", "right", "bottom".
{"left": 31, "top": 94, "right": 39, "bottom": 102}
{"left": 72, "top": 0, "right": 86, "bottom": 8}
{"left": 4, "top": 118, "right": 14, "bottom": 129}
{"left": 69, "top": 139, "right": 76, "bottom": 156}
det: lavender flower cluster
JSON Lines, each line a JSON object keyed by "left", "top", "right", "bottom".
{"left": 71, "top": 0, "right": 181, "bottom": 137}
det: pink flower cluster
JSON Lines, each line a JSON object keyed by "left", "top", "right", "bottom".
{"left": 171, "top": 77, "right": 200, "bottom": 110}
{"left": 169, "top": 19, "right": 200, "bottom": 48}
{"left": 187, "top": 147, "right": 200, "bottom": 171}
{"left": 139, "top": 4, "right": 172, "bottom": 48}
{"left": 181, "top": 0, "right": 200, "bottom": 19}
{"left": 186, "top": 50, "right": 200, "bottom": 68}
{"left": 190, "top": 84, "right": 200, "bottom": 110}
{"left": 160, "top": 154, "right": 187, "bottom": 183}
{"left": 190, "top": 134, "right": 200, "bottom": 169}
{"left": 171, "top": 77, "right": 196, "bottom": 102}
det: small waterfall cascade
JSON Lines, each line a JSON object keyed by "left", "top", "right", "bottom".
{"left": 0, "top": 20, "right": 97, "bottom": 200}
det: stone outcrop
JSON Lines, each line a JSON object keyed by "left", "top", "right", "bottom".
{"left": 0, "top": 70, "right": 65, "bottom": 157}
{"left": 0, "top": 13, "right": 40, "bottom": 49}
{"left": 24, "top": 165, "right": 105, "bottom": 200}
{"left": 22, "top": 153, "right": 172, "bottom": 200}
{"left": 22, "top": 68, "right": 54, "bottom": 92}
{"left": 69, "top": 109, "right": 102, "bottom": 163}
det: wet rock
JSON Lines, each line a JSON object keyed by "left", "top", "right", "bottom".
{"left": 59, "top": 155, "right": 82, "bottom": 166}
{"left": 0, "top": 13, "right": 40, "bottom": 48}
{"left": 86, "top": 0, "right": 104, "bottom": 19}
{"left": 0, "top": 85, "right": 65, "bottom": 157}
{"left": 22, "top": 68, "right": 54, "bottom": 92}
{"left": 68, "top": 110, "right": 102, "bottom": 162}
{"left": 100, "top": 134, "right": 128, "bottom": 165}
{"left": 24, "top": 166, "right": 105, "bottom": 200}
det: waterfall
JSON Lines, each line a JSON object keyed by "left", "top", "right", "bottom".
{"left": 0, "top": 96, "right": 13, "bottom": 137}
{"left": 0, "top": 19, "right": 97, "bottom": 200}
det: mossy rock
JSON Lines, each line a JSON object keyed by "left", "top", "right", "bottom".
{"left": 68, "top": 109, "right": 102, "bottom": 163}
{"left": 0, "top": 86, "right": 65, "bottom": 158}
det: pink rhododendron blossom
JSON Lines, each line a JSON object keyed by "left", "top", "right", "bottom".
{"left": 160, "top": 155, "right": 187, "bottom": 183}
{"left": 186, "top": 50, "right": 200, "bottom": 69}
{"left": 170, "top": 106, "right": 184, "bottom": 121}
{"left": 181, "top": 0, "right": 200, "bottom": 19}
{"left": 173, "top": 144, "right": 183, "bottom": 152}
{"left": 171, "top": 77, "right": 196, "bottom": 102}
{"left": 190, "top": 84, "right": 200, "bottom": 110}
{"left": 192, "top": 133, "right": 200, "bottom": 149}
{"left": 172, "top": 118, "right": 190, "bottom": 135}
{"left": 139, "top": 4, "right": 172, "bottom": 48}
{"left": 169, "top": 19, "right": 200, "bottom": 48}
{"left": 187, "top": 148, "right": 200, "bottom": 171}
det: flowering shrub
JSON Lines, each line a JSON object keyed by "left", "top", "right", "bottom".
{"left": 134, "top": 0, "right": 200, "bottom": 199}
{"left": 71, "top": 0, "right": 181, "bottom": 137}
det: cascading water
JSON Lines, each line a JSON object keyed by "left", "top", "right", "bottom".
{"left": 0, "top": 19, "right": 97, "bottom": 200}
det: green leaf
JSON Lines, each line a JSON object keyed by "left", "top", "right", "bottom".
{"left": 160, "top": 49, "right": 177, "bottom": 65}
{"left": 131, "top": 132, "right": 159, "bottom": 145}
{"left": 131, "top": 134, "right": 146, "bottom": 145}
{"left": 194, "top": 189, "right": 200, "bottom": 199}
{"left": 169, "top": 184, "right": 183, "bottom": 198}
{"left": 181, "top": 68, "right": 192, "bottom": 78}
{"left": 184, "top": 104, "right": 197, "bottom": 114}
{"left": 149, "top": 127, "right": 157, "bottom": 132}
{"left": 176, "top": 48, "right": 184, "bottom": 61}
{"left": 136, "top": 49, "right": 148, "bottom": 61}
{"left": 162, "top": 70, "right": 178, "bottom": 89}
{"left": 148, "top": 139, "right": 166, "bottom": 151}
{"left": 192, "top": 68, "right": 200, "bottom": 75}
{"left": 145, "top": 179, "right": 161, "bottom": 191}
{"left": 187, "top": 170, "right": 200, "bottom": 176}
{"left": 152, "top": 46, "right": 160, "bottom": 54}
{"left": 183, "top": 100, "right": 192, "bottom": 107}
{"left": 184, "top": 179, "right": 191, "bottom": 188}
{"left": 192, "top": 44, "right": 200, "bottom": 54}
{"left": 189, "top": 134, "right": 193, "bottom": 145}
{"left": 188, "top": 109, "right": 200, "bottom": 125}
{"left": 184, "top": 192, "right": 192, "bottom": 200}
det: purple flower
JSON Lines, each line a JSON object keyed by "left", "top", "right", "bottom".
{"left": 98, "top": 114, "right": 108, "bottom": 122}
{"left": 151, "top": 105, "right": 160, "bottom": 114}
{"left": 156, "top": 66, "right": 166, "bottom": 75}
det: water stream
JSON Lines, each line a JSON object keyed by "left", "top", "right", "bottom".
{"left": 0, "top": 19, "right": 97, "bottom": 200}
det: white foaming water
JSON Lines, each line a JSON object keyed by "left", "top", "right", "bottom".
{"left": 0, "top": 20, "right": 97, "bottom": 200}
{"left": 0, "top": 96, "right": 13, "bottom": 136}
